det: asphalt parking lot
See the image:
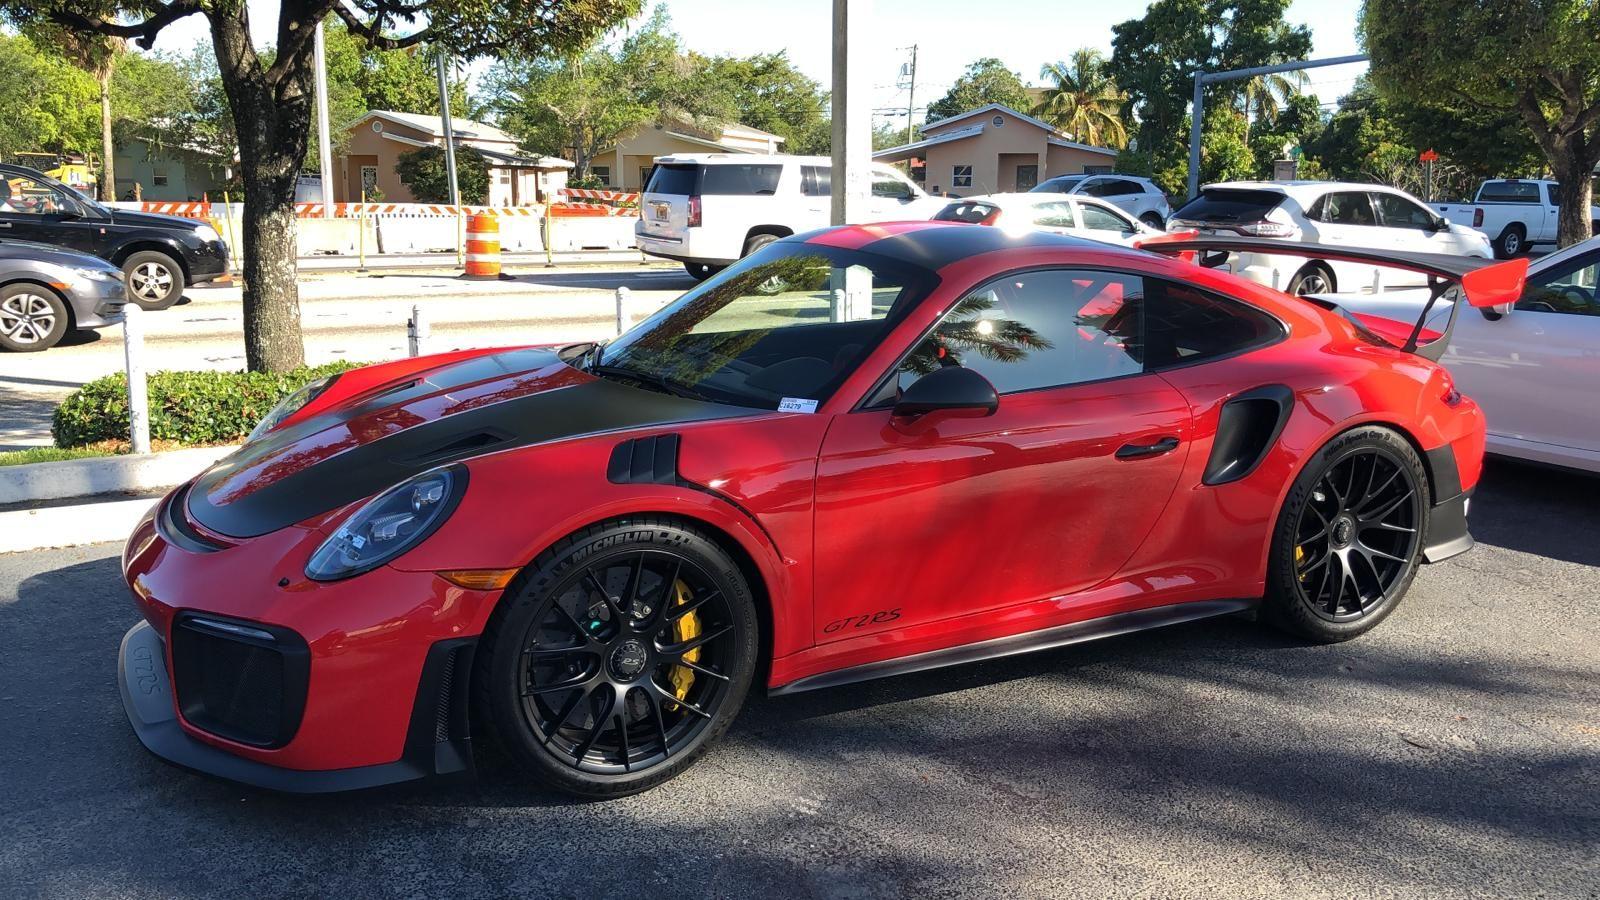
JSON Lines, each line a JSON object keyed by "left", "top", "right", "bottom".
{"left": 1, "top": 459, "right": 1596, "bottom": 899}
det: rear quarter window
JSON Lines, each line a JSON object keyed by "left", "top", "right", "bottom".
{"left": 1172, "top": 189, "right": 1285, "bottom": 224}
{"left": 933, "top": 201, "right": 998, "bottom": 224}
{"left": 699, "top": 164, "right": 783, "bottom": 196}
{"left": 1143, "top": 279, "right": 1285, "bottom": 368}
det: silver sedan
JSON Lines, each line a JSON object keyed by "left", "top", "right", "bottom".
{"left": 0, "top": 239, "right": 126, "bottom": 352}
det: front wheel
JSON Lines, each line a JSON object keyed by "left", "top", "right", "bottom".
{"left": 122, "top": 251, "right": 185, "bottom": 310}
{"left": 475, "top": 517, "right": 758, "bottom": 798}
{"left": 1287, "top": 263, "right": 1335, "bottom": 296}
{"left": 1264, "top": 426, "right": 1430, "bottom": 643}
{"left": 0, "top": 284, "right": 69, "bottom": 352}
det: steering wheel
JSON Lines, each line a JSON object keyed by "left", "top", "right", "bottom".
{"left": 1558, "top": 284, "right": 1597, "bottom": 312}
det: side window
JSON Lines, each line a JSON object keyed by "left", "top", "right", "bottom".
{"left": 1077, "top": 202, "right": 1132, "bottom": 232}
{"left": 1547, "top": 183, "right": 1561, "bottom": 206}
{"left": 1372, "top": 192, "right": 1435, "bottom": 229}
{"left": 871, "top": 170, "right": 911, "bottom": 198}
{"left": 1103, "top": 179, "right": 1141, "bottom": 196}
{"left": 1031, "top": 201, "right": 1076, "bottom": 229}
{"left": 0, "top": 176, "right": 68, "bottom": 215}
{"left": 1078, "top": 178, "right": 1109, "bottom": 197}
{"left": 801, "top": 166, "right": 832, "bottom": 196}
{"left": 892, "top": 269, "right": 1144, "bottom": 395}
{"left": 1322, "top": 192, "right": 1376, "bottom": 226}
{"left": 1143, "top": 278, "right": 1284, "bottom": 368}
{"left": 1516, "top": 251, "right": 1600, "bottom": 316}
{"left": 698, "top": 164, "right": 782, "bottom": 195}
{"left": 1306, "top": 195, "right": 1326, "bottom": 221}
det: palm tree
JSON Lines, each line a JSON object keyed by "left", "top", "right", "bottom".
{"left": 1031, "top": 49, "right": 1129, "bottom": 150}
{"left": 33, "top": 26, "right": 123, "bottom": 201}
{"left": 1238, "top": 68, "right": 1308, "bottom": 138}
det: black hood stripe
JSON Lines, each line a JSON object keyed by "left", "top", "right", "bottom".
{"left": 188, "top": 359, "right": 753, "bottom": 538}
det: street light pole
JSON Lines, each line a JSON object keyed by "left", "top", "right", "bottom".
{"left": 437, "top": 53, "right": 460, "bottom": 207}
{"left": 830, "top": 0, "right": 871, "bottom": 225}
{"left": 313, "top": 21, "right": 335, "bottom": 219}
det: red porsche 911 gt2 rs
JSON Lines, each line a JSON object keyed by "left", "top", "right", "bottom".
{"left": 118, "top": 223, "right": 1525, "bottom": 798}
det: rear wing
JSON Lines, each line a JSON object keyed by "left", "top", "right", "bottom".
{"left": 1135, "top": 232, "right": 1529, "bottom": 361}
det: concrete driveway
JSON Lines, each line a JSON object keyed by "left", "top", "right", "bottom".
{"left": 0, "top": 459, "right": 1595, "bottom": 898}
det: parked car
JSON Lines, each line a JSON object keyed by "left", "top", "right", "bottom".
{"left": 0, "top": 238, "right": 126, "bottom": 352}
{"left": 1168, "top": 181, "right": 1492, "bottom": 295}
{"left": 0, "top": 163, "right": 228, "bottom": 310}
{"left": 931, "top": 192, "right": 1160, "bottom": 246}
{"left": 1328, "top": 235, "right": 1600, "bottom": 473}
{"left": 1030, "top": 173, "right": 1171, "bottom": 228}
{"left": 118, "top": 222, "right": 1513, "bottom": 798}
{"left": 635, "top": 154, "right": 949, "bottom": 279}
{"left": 1433, "top": 178, "right": 1600, "bottom": 259}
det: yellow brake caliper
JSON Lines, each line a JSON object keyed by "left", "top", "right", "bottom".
{"left": 1295, "top": 544, "right": 1305, "bottom": 580}
{"left": 667, "top": 578, "right": 700, "bottom": 709}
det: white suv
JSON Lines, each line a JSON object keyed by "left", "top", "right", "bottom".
{"left": 1030, "top": 174, "right": 1171, "bottom": 228}
{"left": 635, "top": 154, "right": 948, "bottom": 279}
{"left": 1168, "top": 181, "right": 1492, "bottom": 295}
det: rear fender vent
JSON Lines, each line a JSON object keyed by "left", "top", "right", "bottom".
{"left": 1203, "top": 385, "right": 1294, "bottom": 486}
{"left": 608, "top": 434, "right": 681, "bottom": 485}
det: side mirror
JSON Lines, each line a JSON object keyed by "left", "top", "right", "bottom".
{"left": 893, "top": 365, "right": 999, "bottom": 418}
{"left": 1481, "top": 302, "right": 1514, "bottom": 320}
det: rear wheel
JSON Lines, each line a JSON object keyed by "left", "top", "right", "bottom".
{"left": 743, "top": 232, "right": 781, "bottom": 257}
{"left": 1264, "top": 426, "right": 1430, "bottom": 642}
{"left": 122, "top": 251, "right": 185, "bottom": 310}
{"left": 475, "top": 517, "right": 758, "bottom": 798}
{"left": 1493, "top": 225, "right": 1525, "bottom": 259}
{"left": 1287, "top": 263, "right": 1335, "bottom": 296}
{"left": 682, "top": 261, "right": 724, "bottom": 281}
{"left": 0, "top": 284, "right": 69, "bottom": 352}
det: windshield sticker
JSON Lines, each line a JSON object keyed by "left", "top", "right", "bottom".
{"left": 778, "top": 397, "right": 819, "bottom": 414}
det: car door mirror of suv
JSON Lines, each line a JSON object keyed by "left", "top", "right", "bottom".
{"left": 892, "top": 365, "right": 999, "bottom": 419}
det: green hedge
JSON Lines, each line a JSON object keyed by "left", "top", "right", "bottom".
{"left": 52, "top": 361, "right": 362, "bottom": 448}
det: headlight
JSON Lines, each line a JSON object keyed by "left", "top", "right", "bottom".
{"left": 195, "top": 224, "right": 221, "bottom": 243}
{"left": 247, "top": 374, "right": 337, "bottom": 442}
{"left": 72, "top": 265, "right": 120, "bottom": 282}
{"left": 306, "top": 467, "right": 466, "bottom": 581}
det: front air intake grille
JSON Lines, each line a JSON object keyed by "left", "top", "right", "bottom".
{"left": 170, "top": 614, "right": 310, "bottom": 749}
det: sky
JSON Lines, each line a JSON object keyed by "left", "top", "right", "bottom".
{"left": 144, "top": 0, "right": 1371, "bottom": 126}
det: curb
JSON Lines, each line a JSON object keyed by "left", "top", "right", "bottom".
{"left": 0, "top": 445, "right": 238, "bottom": 505}
{"left": 0, "top": 496, "right": 161, "bottom": 554}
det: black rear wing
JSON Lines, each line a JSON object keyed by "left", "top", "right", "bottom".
{"left": 1135, "top": 233, "right": 1529, "bottom": 361}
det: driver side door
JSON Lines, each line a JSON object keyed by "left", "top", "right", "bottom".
{"left": 811, "top": 268, "right": 1193, "bottom": 642}
{"left": 1445, "top": 248, "right": 1600, "bottom": 455}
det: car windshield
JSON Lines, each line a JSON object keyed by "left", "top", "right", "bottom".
{"left": 595, "top": 243, "right": 937, "bottom": 410}
{"left": 1031, "top": 176, "right": 1083, "bottom": 194}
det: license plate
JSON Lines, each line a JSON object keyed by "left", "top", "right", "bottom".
{"left": 651, "top": 202, "right": 670, "bottom": 222}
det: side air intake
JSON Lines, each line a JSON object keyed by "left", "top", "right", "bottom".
{"left": 1203, "top": 385, "right": 1294, "bottom": 485}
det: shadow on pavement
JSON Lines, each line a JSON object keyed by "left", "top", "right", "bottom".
{"left": 1469, "top": 457, "right": 1600, "bottom": 567}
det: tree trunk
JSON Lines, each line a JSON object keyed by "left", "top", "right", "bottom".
{"left": 239, "top": 168, "right": 305, "bottom": 372}
{"left": 98, "top": 74, "right": 115, "bottom": 202}
{"left": 1551, "top": 153, "right": 1595, "bottom": 249}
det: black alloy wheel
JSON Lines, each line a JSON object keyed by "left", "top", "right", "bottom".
{"left": 1265, "top": 426, "right": 1430, "bottom": 642}
{"left": 477, "top": 517, "right": 757, "bottom": 797}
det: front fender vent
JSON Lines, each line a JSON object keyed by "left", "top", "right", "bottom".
{"left": 608, "top": 434, "right": 680, "bottom": 485}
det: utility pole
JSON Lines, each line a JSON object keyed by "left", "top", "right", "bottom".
{"left": 903, "top": 44, "right": 918, "bottom": 145}
{"left": 830, "top": 0, "right": 872, "bottom": 225}
{"left": 436, "top": 53, "right": 460, "bottom": 207}
{"left": 313, "top": 21, "right": 335, "bottom": 218}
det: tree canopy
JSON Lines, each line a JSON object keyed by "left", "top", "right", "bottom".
{"left": 394, "top": 144, "right": 488, "bottom": 203}
{"left": 1032, "top": 49, "right": 1129, "bottom": 149}
{"left": 925, "top": 58, "right": 1031, "bottom": 122}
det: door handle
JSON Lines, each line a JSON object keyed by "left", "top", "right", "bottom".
{"left": 1116, "top": 436, "right": 1180, "bottom": 459}
{"left": 0, "top": 222, "right": 11, "bottom": 228}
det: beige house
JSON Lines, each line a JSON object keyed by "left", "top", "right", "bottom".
{"left": 597, "top": 119, "right": 785, "bottom": 192}
{"left": 336, "top": 110, "right": 573, "bottom": 206}
{"left": 875, "top": 103, "right": 1118, "bottom": 197}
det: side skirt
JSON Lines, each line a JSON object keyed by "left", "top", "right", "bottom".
{"left": 768, "top": 599, "right": 1253, "bottom": 697}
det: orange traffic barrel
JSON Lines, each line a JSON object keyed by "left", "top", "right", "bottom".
{"left": 464, "top": 212, "right": 501, "bottom": 279}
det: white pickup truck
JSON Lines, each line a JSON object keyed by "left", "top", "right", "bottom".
{"left": 1433, "top": 178, "right": 1600, "bottom": 259}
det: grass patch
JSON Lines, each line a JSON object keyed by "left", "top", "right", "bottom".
{"left": 0, "top": 445, "right": 120, "bottom": 467}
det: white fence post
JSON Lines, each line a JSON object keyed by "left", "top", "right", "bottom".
{"left": 407, "top": 305, "right": 430, "bottom": 357}
{"left": 123, "top": 304, "right": 151, "bottom": 455}
{"left": 615, "top": 286, "right": 631, "bottom": 336}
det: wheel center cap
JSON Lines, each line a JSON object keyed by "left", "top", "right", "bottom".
{"left": 609, "top": 639, "right": 649, "bottom": 681}
{"left": 1332, "top": 517, "right": 1355, "bottom": 547}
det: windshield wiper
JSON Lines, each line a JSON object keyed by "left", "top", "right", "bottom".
{"left": 589, "top": 363, "right": 709, "bottom": 402}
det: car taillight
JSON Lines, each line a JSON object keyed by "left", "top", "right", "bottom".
{"left": 687, "top": 196, "right": 702, "bottom": 228}
{"left": 1236, "top": 220, "right": 1299, "bottom": 237}
{"left": 981, "top": 208, "right": 1002, "bottom": 226}
{"left": 1472, "top": 208, "right": 1484, "bottom": 228}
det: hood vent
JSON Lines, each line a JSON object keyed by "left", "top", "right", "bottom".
{"left": 400, "top": 429, "right": 512, "bottom": 465}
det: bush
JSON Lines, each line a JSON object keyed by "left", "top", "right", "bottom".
{"left": 394, "top": 145, "right": 489, "bottom": 204}
{"left": 52, "top": 361, "right": 361, "bottom": 448}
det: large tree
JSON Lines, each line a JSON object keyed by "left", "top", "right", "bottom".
{"left": 1362, "top": 0, "right": 1600, "bottom": 246}
{"left": 27, "top": 25, "right": 123, "bottom": 200}
{"left": 1032, "top": 49, "right": 1129, "bottom": 149}
{"left": 0, "top": 32, "right": 99, "bottom": 159}
{"left": 695, "top": 51, "right": 829, "bottom": 155}
{"left": 1, "top": 0, "right": 639, "bottom": 373}
{"left": 924, "top": 58, "right": 1030, "bottom": 123}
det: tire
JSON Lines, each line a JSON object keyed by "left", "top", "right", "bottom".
{"left": 1493, "top": 225, "right": 1524, "bottom": 260}
{"left": 742, "top": 232, "right": 780, "bottom": 257}
{"left": 1263, "top": 425, "right": 1431, "bottom": 643}
{"left": 682, "top": 261, "right": 724, "bottom": 281}
{"left": 1286, "top": 263, "right": 1335, "bottom": 296}
{"left": 474, "top": 516, "right": 759, "bottom": 798}
{"left": 1140, "top": 213, "right": 1165, "bottom": 230}
{"left": 0, "top": 283, "right": 70, "bottom": 352}
{"left": 122, "top": 251, "right": 185, "bottom": 310}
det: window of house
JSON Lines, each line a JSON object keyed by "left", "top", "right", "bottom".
{"left": 592, "top": 166, "right": 611, "bottom": 186}
{"left": 360, "top": 166, "right": 378, "bottom": 197}
{"left": 952, "top": 165, "right": 973, "bottom": 188}
{"left": 152, "top": 169, "right": 169, "bottom": 187}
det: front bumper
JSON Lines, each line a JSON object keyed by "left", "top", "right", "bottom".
{"left": 186, "top": 239, "right": 229, "bottom": 283}
{"left": 66, "top": 275, "right": 127, "bottom": 329}
{"left": 118, "top": 491, "right": 497, "bottom": 792}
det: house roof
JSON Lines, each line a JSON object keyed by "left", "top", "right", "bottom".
{"left": 872, "top": 123, "right": 988, "bottom": 160}
{"left": 874, "top": 103, "right": 1119, "bottom": 160}
{"left": 359, "top": 110, "right": 520, "bottom": 145}
{"left": 600, "top": 118, "right": 784, "bottom": 156}
{"left": 922, "top": 102, "right": 1062, "bottom": 135}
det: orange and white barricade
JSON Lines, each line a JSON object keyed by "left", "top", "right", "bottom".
{"left": 463, "top": 213, "right": 502, "bottom": 279}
